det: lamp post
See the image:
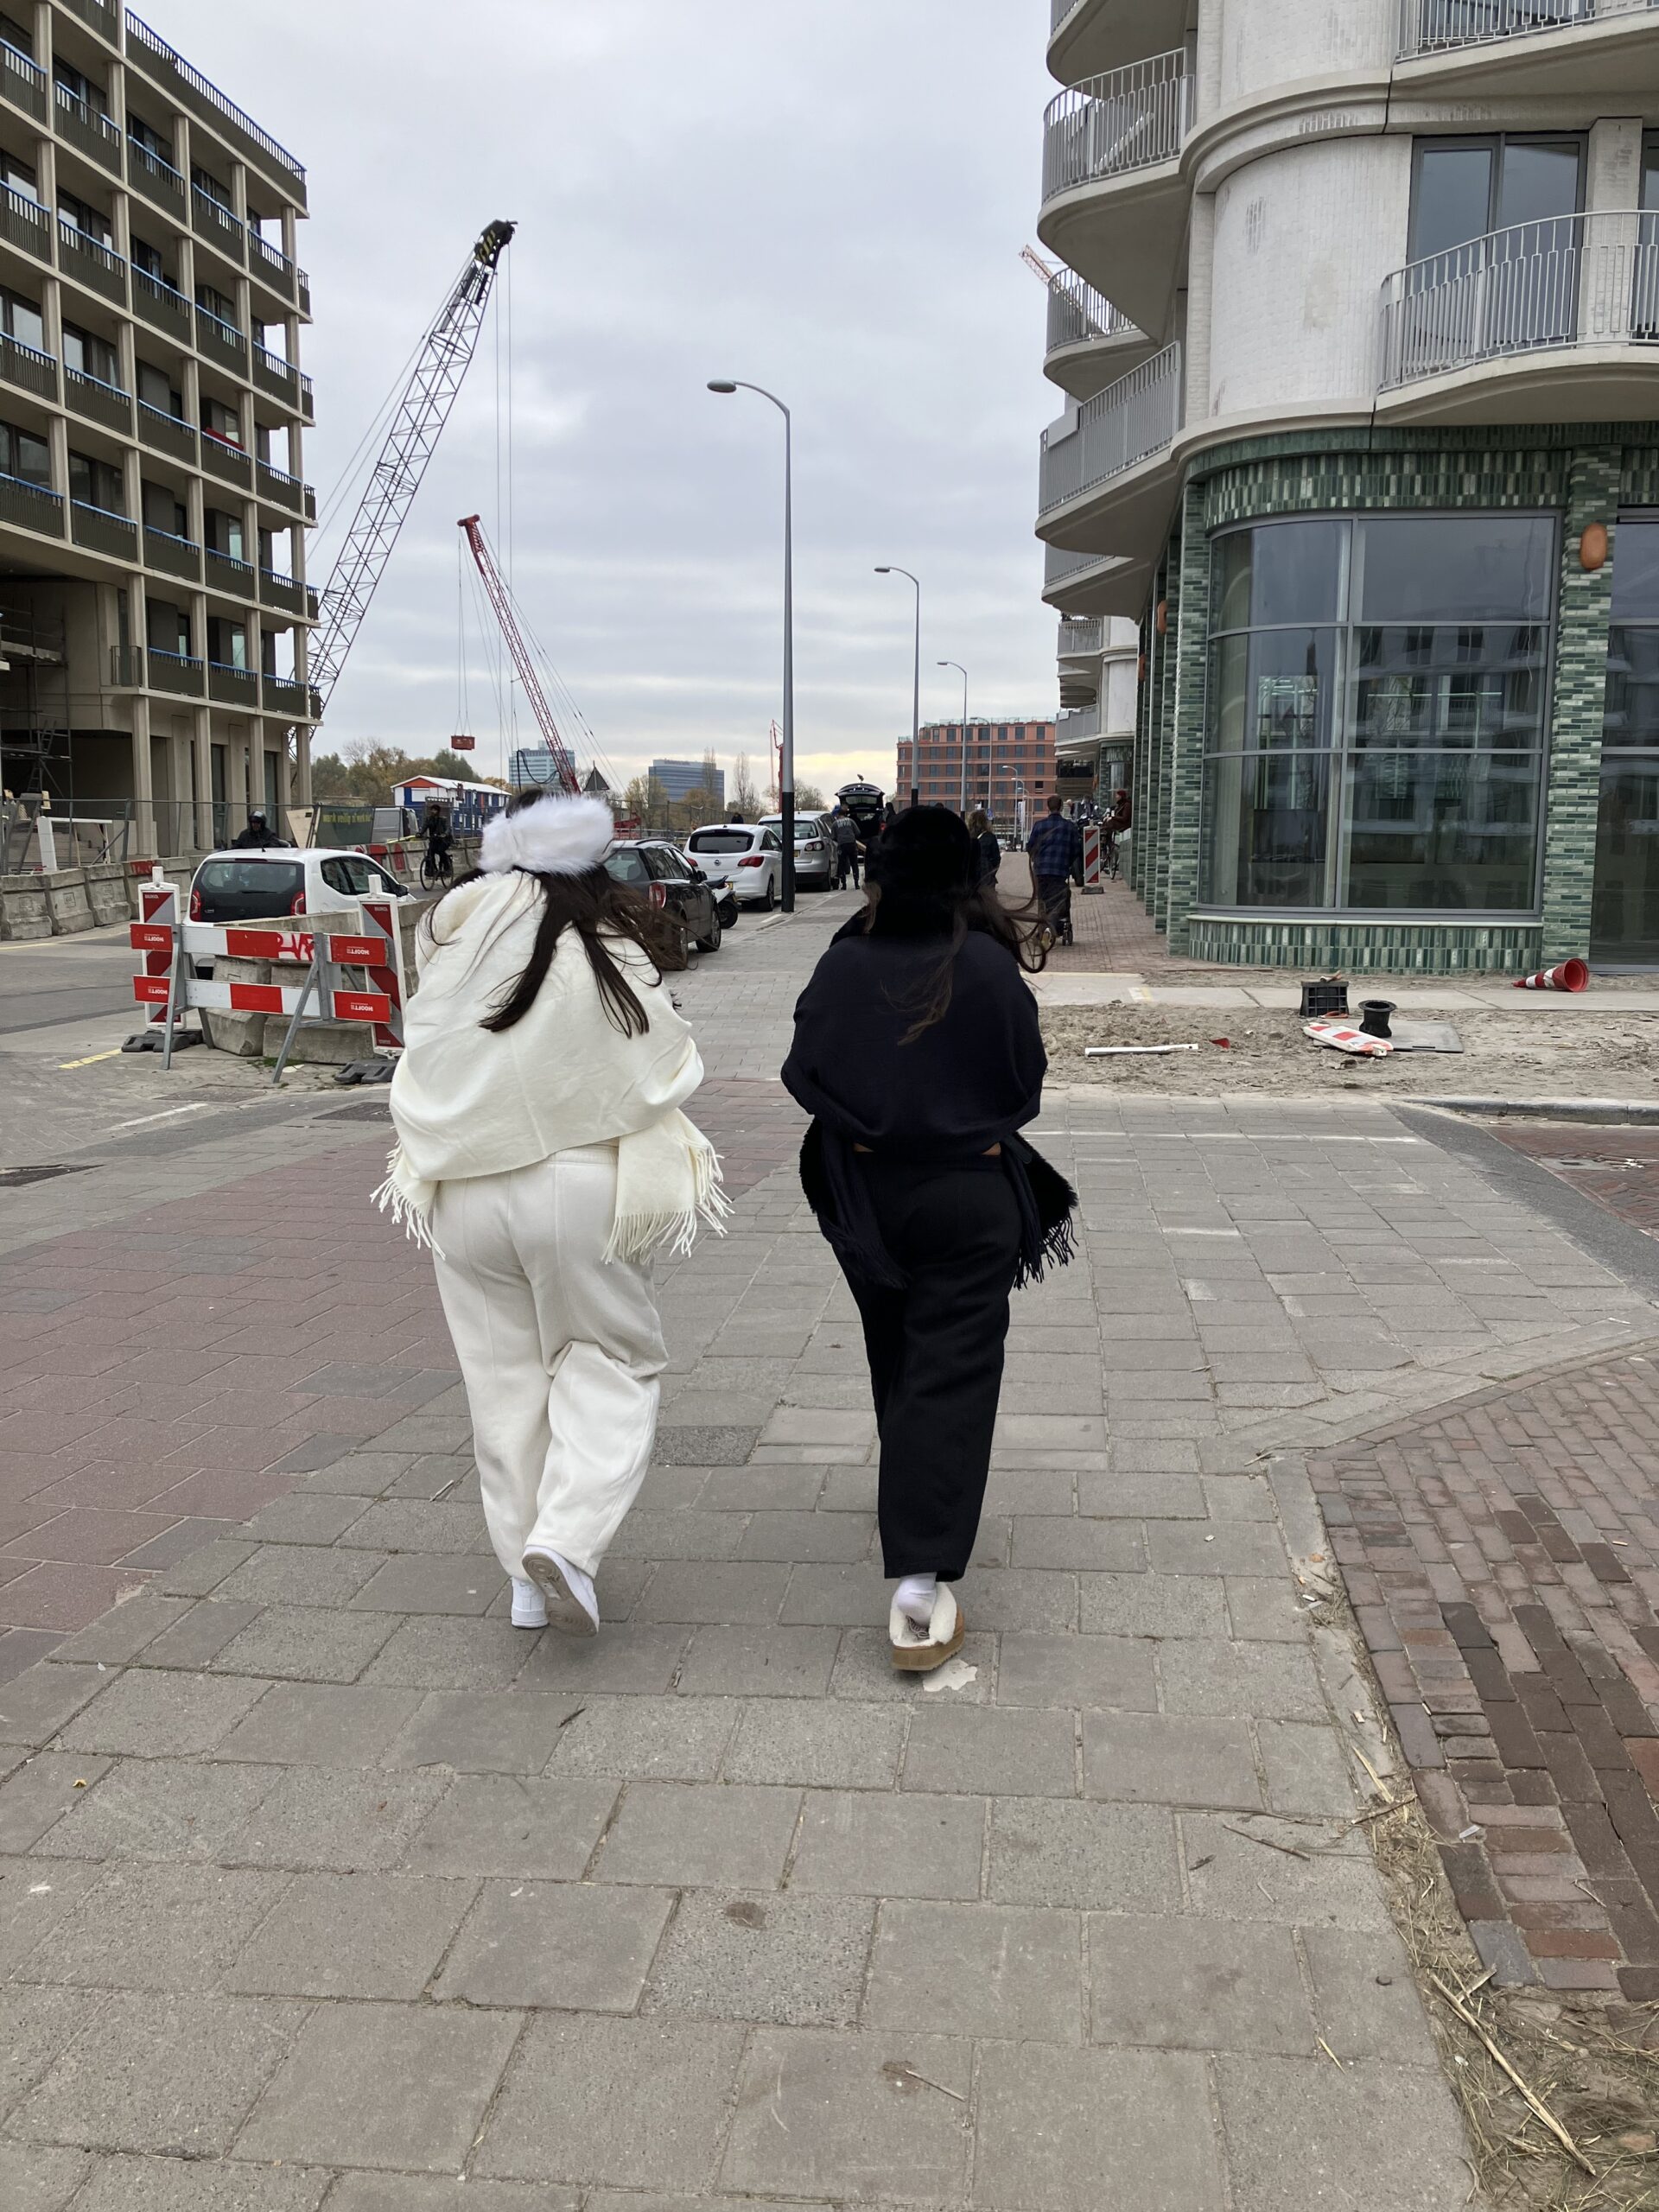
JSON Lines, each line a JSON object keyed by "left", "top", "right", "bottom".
{"left": 708, "top": 378, "right": 795, "bottom": 911}
{"left": 938, "top": 660, "right": 968, "bottom": 816}
{"left": 875, "top": 565, "right": 920, "bottom": 808}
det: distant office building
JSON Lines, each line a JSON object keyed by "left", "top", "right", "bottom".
{"left": 650, "top": 758, "right": 724, "bottom": 809}
{"left": 896, "top": 720, "right": 1057, "bottom": 820}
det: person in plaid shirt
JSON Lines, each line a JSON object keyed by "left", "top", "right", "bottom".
{"left": 1027, "top": 796, "right": 1083, "bottom": 940}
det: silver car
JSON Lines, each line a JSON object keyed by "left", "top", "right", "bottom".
{"left": 757, "top": 812, "right": 835, "bottom": 888}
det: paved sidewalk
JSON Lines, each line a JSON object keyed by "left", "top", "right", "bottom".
{"left": 3, "top": 893, "right": 1656, "bottom": 2207}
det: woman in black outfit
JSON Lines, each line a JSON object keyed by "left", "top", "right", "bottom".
{"left": 782, "top": 808, "right": 1074, "bottom": 1670}
{"left": 967, "top": 808, "right": 1001, "bottom": 889}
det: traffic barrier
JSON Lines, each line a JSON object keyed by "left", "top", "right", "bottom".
{"left": 1081, "top": 821, "right": 1102, "bottom": 890}
{"left": 1514, "top": 959, "right": 1589, "bottom": 993}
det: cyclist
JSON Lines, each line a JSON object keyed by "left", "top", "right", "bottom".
{"left": 1027, "top": 794, "right": 1082, "bottom": 946}
{"left": 422, "top": 804, "right": 454, "bottom": 888}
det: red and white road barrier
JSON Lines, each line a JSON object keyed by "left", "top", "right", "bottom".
{"left": 1081, "top": 821, "right": 1102, "bottom": 888}
{"left": 1514, "top": 959, "right": 1589, "bottom": 993}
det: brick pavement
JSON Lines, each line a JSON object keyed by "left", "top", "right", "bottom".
{"left": 1492, "top": 1123, "right": 1659, "bottom": 1241}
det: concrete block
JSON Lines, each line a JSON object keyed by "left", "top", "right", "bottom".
{"left": 228, "top": 1872, "right": 476, "bottom": 1999}
{"left": 789, "top": 1789, "right": 985, "bottom": 1899}
{"left": 436, "top": 1878, "right": 671, "bottom": 2011}
{"left": 722, "top": 1698, "right": 904, "bottom": 1789}
{"left": 866, "top": 1898, "right": 1084, "bottom": 2042}
{"left": 209, "top": 1605, "right": 397, "bottom": 1685}
{"left": 226, "top": 1766, "right": 451, "bottom": 1872}
{"left": 401, "top": 1774, "right": 617, "bottom": 1879}
{"left": 988, "top": 1797, "right": 1180, "bottom": 1911}
{"left": 1214, "top": 2054, "right": 1471, "bottom": 2211}
{"left": 547, "top": 1695, "right": 737, "bottom": 1782}
{"left": 218, "top": 1683, "right": 420, "bottom": 1768}
{"left": 0, "top": 2145, "right": 91, "bottom": 2212}
{"left": 34, "top": 1755, "right": 278, "bottom": 1864}
{"left": 68, "top": 2154, "right": 328, "bottom": 2209}
{"left": 59, "top": 1669, "right": 269, "bottom": 1758}
{"left": 1089, "top": 1914, "right": 1314, "bottom": 2052}
{"left": 995, "top": 1632, "right": 1158, "bottom": 1713}
{"left": 903, "top": 1704, "right": 1078, "bottom": 1797}
{"left": 12, "top": 1861, "right": 286, "bottom": 1992}
{"left": 721, "top": 2028, "right": 970, "bottom": 2203}
{"left": 643, "top": 1887, "right": 874, "bottom": 2025}
{"left": 975, "top": 2043, "right": 1224, "bottom": 2212}
{"left": 1084, "top": 1711, "right": 1262, "bottom": 1810}
{"left": 594, "top": 1780, "right": 800, "bottom": 1888}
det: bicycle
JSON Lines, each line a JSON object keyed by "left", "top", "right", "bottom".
{"left": 419, "top": 844, "right": 454, "bottom": 892}
{"left": 1102, "top": 832, "right": 1121, "bottom": 881}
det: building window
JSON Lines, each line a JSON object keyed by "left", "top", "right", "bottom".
{"left": 142, "top": 480, "right": 187, "bottom": 535}
{"left": 0, "top": 150, "right": 38, "bottom": 203}
{"left": 130, "top": 235, "right": 173, "bottom": 286}
{"left": 68, "top": 449, "right": 125, "bottom": 513}
{"left": 0, "top": 13, "right": 35, "bottom": 58}
{"left": 0, "top": 417, "right": 49, "bottom": 487}
{"left": 128, "top": 111, "right": 173, "bottom": 165}
{"left": 0, "top": 284, "right": 43, "bottom": 353}
{"left": 54, "top": 60, "right": 107, "bottom": 116}
{"left": 195, "top": 282, "right": 239, "bottom": 329}
{"left": 58, "top": 189, "right": 112, "bottom": 247}
{"left": 1198, "top": 513, "right": 1554, "bottom": 915}
{"left": 62, "top": 322, "right": 120, "bottom": 388}
{"left": 192, "top": 164, "right": 233, "bottom": 210}
{"left": 1593, "top": 518, "right": 1659, "bottom": 960}
{"left": 137, "top": 361, "right": 184, "bottom": 418}
{"left": 201, "top": 396, "right": 242, "bottom": 448}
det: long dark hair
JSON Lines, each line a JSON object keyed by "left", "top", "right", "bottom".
{"left": 427, "top": 861, "right": 673, "bottom": 1037}
{"left": 858, "top": 813, "right": 1047, "bottom": 1042}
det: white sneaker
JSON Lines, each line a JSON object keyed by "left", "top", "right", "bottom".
{"left": 521, "top": 1546, "right": 600, "bottom": 1637}
{"left": 510, "top": 1577, "right": 548, "bottom": 1630}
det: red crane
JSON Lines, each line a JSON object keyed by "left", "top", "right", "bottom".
{"left": 458, "top": 512, "right": 581, "bottom": 796}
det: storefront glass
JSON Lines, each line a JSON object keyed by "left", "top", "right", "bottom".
{"left": 1592, "top": 518, "right": 1659, "bottom": 963}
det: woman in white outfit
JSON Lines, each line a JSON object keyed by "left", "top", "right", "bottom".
{"left": 376, "top": 793, "right": 726, "bottom": 1635}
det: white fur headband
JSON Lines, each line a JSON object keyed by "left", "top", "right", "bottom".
{"left": 480, "top": 795, "right": 614, "bottom": 878}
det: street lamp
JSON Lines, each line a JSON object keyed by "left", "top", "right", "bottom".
{"left": 938, "top": 660, "right": 968, "bottom": 815}
{"left": 708, "top": 378, "right": 795, "bottom": 911}
{"left": 875, "top": 565, "right": 920, "bottom": 808}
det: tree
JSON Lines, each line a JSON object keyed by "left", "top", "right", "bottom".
{"left": 311, "top": 741, "right": 507, "bottom": 803}
{"left": 730, "top": 752, "right": 760, "bottom": 820}
{"left": 619, "top": 774, "right": 651, "bottom": 825}
{"left": 795, "top": 779, "right": 826, "bottom": 813}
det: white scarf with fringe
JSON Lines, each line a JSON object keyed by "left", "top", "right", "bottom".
{"left": 372, "top": 871, "right": 728, "bottom": 1262}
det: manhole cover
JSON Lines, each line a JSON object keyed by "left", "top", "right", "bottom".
{"left": 0, "top": 1163, "right": 96, "bottom": 1187}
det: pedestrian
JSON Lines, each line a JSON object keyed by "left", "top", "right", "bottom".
{"left": 1027, "top": 792, "right": 1083, "bottom": 944}
{"left": 832, "top": 807, "right": 861, "bottom": 889}
{"left": 376, "top": 792, "right": 728, "bottom": 1636}
{"left": 966, "top": 807, "right": 1001, "bottom": 890}
{"left": 783, "top": 807, "right": 1075, "bottom": 1670}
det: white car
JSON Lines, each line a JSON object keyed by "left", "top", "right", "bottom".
{"left": 757, "top": 812, "right": 835, "bottom": 888}
{"left": 185, "top": 846, "right": 410, "bottom": 974}
{"left": 683, "top": 823, "right": 785, "bottom": 909}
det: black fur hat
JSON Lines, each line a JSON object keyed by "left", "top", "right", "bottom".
{"left": 867, "top": 804, "right": 974, "bottom": 897}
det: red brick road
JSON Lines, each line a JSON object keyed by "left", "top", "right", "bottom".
{"left": 1492, "top": 1124, "right": 1659, "bottom": 1240}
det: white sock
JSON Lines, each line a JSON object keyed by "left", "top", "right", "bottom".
{"left": 894, "top": 1573, "right": 938, "bottom": 1626}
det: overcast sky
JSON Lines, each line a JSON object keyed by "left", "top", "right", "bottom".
{"left": 157, "top": 0, "right": 1061, "bottom": 801}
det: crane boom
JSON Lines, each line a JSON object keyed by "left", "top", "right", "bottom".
{"left": 307, "top": 219, "right": 515, "bottom": 706}
{"left": 458, "top": 512, "right": 581, "bottom": 795}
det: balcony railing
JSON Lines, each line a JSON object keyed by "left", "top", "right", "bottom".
{"left": 200, "top": 431, "right": 252, "bottom": 489}
{"left": 1398, "top": 0, "right": 1659, "bottom": 56}
{"left": 1378, "top": 210, "right": 1659, "bottom": 391}
{"left": 1058, "top": 617, "right": 1106, "bottom": 656}
{"left": 65, "top": 363, "right": 132, "bottom": 433}
{"left": 137, "top": 399, "right": 197, "bottom": 463}
{"left": 125, "top": 12, "right": 306, "bottom": 189}
{"left": 257, "top": 459, "right": 315, "bottom": 521}
{"left": 195, "top": 302, "right": 248, "bottom": 371}
{"left": 206, "top": 547, "right": 256, "bottom": 596}
{"left": 1058, "top": 702, "right": 1103, "bottom": 747}
{"left": 0, "top": 468, "right": 63, "bottom": 535}
{"left": 2, "top": 183, "right": 50, "bottom": 263}
{"left": 1046, "top": 268, "right": 1143, "bottom": 355}
{"left": 64, "top": 0, "right": 119, "bottom": 37}
{"left": 1052, "top": 0, "right": 1088, "bottom": 28}
{"left": 259, "top": 569, "right": 306, "bottom": 618}
{"left": 127, "top": 136, "right": 187, "bottom": 216}
{"left": 71, "top": 499, "right": 137, "bottom": 557}
{"left": 262, "top": 671, "right": 308, "bottom": 715}
{"left": 54, "top": 84, "right": 122, "bottom": 172}
{"left": 1, "top": 37, "right": 48, "bottom": 123}
{"left": 131, "top": 264, "right": 192, "bottom": 340}
{"left": 250, "top": 229, "right": 297, "bottom": 301}
{"left": 192, "top": 182, "right": 246, "bottom": 263}
{"left": 1042, "top": 51, "right": 1192, "bottom": 203}
{"left": 144, "top": 525, "right": 201, "bottom": 582}
{"left": 146, "top": 645, "right": 206, "bottom": 697}
{"left": 209, "top": 660, "right": 259, "bottom": 708}
{"left": 1039, "top": 341, "right": 1183, "bottom": 514}
{"left": 59, "top": 220, "right": 127, "bottom": 307}
{"left": 0, "top": 333, "right": 57, "bottom": 400}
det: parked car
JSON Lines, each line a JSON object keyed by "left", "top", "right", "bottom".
{"left": 757, "top": 812, "right": 834, "bottom": 888}
{"left": 604, "top": 837, "right": 722, "bottom": 960}
{"left": 684, "top": 823, "right": 784, "bottom": 909}
{"left": 185, "top": 848, "right": 410, "bottom": 976}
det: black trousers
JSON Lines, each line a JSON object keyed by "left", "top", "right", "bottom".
{"left": 836, "top": 847, "right": 861, "bottom": 887}
{"left": 846, "top": 1154, "right": 1022, "bottom": 1580}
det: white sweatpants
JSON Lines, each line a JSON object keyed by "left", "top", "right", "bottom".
{"left": 429, "top": 1145, "right": 667, "bottom": 1580}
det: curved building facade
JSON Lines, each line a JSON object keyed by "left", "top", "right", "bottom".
{"left": 1037, "top": 0, "right": 1659, "bottom": 969}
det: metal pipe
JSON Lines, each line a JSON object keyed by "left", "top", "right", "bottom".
{"left": 876, "top": 565, "right": 921, "bottom": 808}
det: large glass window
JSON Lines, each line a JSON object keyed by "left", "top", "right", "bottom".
{"left": 1593, "top": 518, "right": 1659, "bottom": 962}
{"left": 1198, "top": 514, "right": 1554, "bottom": 914}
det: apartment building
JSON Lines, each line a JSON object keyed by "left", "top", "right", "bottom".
{"left": 1037, "top": 0, "right": 1659, "bottom": 970}
{"left": 896, "top": 718, "right": 1058, "bottom": 821}
{"left": 0, "top": 1, "right": 314, "bottom": 863}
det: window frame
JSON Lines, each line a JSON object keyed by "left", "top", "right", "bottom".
{"left": 1408, "top": 131, "right": 1587, "bottom": 264}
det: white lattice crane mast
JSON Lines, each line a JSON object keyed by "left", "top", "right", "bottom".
{"left": 458, "top": 512, "right": 581, "bottom": 796}
{"left": 305, "top": 219, "right": 516, "bottom": 711}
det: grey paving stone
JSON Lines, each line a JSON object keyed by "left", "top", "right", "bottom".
{"left": 1257, "top": 1719, "right": 1359, "bottom": 1815}
{"left": 829, "top": 1628, "right": 995, "bottom": 1703}
{"left": 435, "top": 1878, "right": 671, "bottom": 2010}
{"left": 546, "top": 1695, "right": 736, "bottom": 1781}
{"left": 0, "top": 1853, "right": 102, "bottom": 1973}
{"left": 69, "top": 2155, "right": 330, "bottom": 2209}
{"left": 49, "top": 1594, "right": 192, "bottom": 1667}
{"left": 1079, "top": 1573, "right": 1229, "bottom": 1640}
{"left": 402, "top": 1775, "right": 618, "bottom": 1879}
{"left": 59, "top": 1670, "right": 270, "bottom": 1758}
{"left": 334, "top": 1499, "right": 491, "bottom": 1554}
{"left": 1300, "top": 1925, "right": 1435, "bottom": 2063}
{"left": 0, "top": 1662, "right": 107, "bottom": 1746}
{"left": 1076, "top": 1469, "right": 1206, "bottom": 1517}
{"left": 1010, "top": 1518, "right": 1147, "bottom": 1571}
{"left": 1084, "top": 1711, "right": 1261, "bottom": 1810}
{"left": 790, "top": 1790, "right": 985, "bottom": 1900}
{"left": 866, "top": 1898, "right": 1084, "bottom": 2043}
{"left": 0, "top": 2144, "right": 91, "bottom": 2212}
{"left": 595, "top": 1780, "right": 799, "bottom": 1887}
{"left": 225, "top": 1767, "right": 451, "bottom": 1873}
{"left": 1203, "top": 1474, "right": 1277, "bottom": 1521}
{"left": 652, "top": 1424, "right": 762, "bottom": 1465}
{"left": 1158, "top": 1639, "right": 1326, "bottom": 1719}
{"left": 722, "top": 1699, "right": 905, "bottom": 1788}
{"left": 327, "top": 2181, "right": 577, "bottom": 2212}
{"left": 217, "top": 1683, "right": 421, "bottom": 1769}
{"left": 988, "top": 1798, "right": 1180, "bottom": 1911}
{"left": 159, "top": 1541, "right": 255, "bottom": 1599}
{"left": 976, "top": 2042, "right": 1224, "bottom": 2212}
{"left": 696, "top": 1462, "right": 826, "bottom": 1511}
{"left": 385, "top": 1691, "right": 577, "bottom": 1775}
{"left": 1215, "top": 2054, "right": 1471, "bottom": 2211}
{"left": 516, "top": 1624, "right": 690, "bottom": 1694}
{"left": 347, "top": 1554, "right": 498, "bottom": 1615}
{"left": 0, "top": 1984, "right": 106, "bottom": 2127}
{"left": 1089, "top": 1914, "right": 1314, "bottom": 2053}
{"left": 902, "top": 1704, "right": 1077, "bottom": 1798}
{"left": 1225, "top": 1576, "right": 1315, "bottom": 1643}
{"left": 1181, "top": 1816, "right": 1391, "bottom": 1931}
{"left": 208, "top": 1606, "right": 398, "bottom": 1685}
{"left": 645, "top": 1886, "right": 874, "bottom": 2026}
{"left": 737, "top": 1510, "right": 875, "bottom": 1562}
{"left": 13, "top": 1860, "right": 286, "bottom": 1993}
{"left": 31, "top": 1758, "right": 277, "bottom": 1865}
{"left": 1148, "top": 1522, "right": 1290, "bottom": 1578}
{"left": 238, "top": 2002, "right": 522, "bottom": 2173}
{"left": 994, "top": 1633, "right": 1155, "bottom": 1713}
{"left": 0, "top": 1751, "right": 113, "bottom": 1853}
{"left": 213, "top": 1544, "right": 385, "bottom": 1609}
{"left": 137, "top": 1601, "right": 263, "bottom": 1673}
{"left": 982, "top": 1465, "right": 1078, "bottom": 1515}
{"left": 776, "top": 1562, "right": 894, "bottom": 1628}
{"left": 475, "top": 2014, "right": 745, "bottom": 2190}
{"left": 9, "top": 1991, "right": 306, "bottom": 2157}
{"left": 360, "top": 1617, "right": 537, "bottom": 1691}
{"left": 721, "top": 2027, "right": 971, "bottom": 2203}
{"left": 584, "top": 2197, "right": 812, "bottom": 2212}
{"left": 226, "top": 1872, "right": 475, "bottom": 1999}
{"left": 242, "top": 1492, "right": 372, "bottom": 1546}
{"left": 676, "top": 1625, "right": 840, "bottom": 1698}
{"left": 949, "top": 1567, "right": 1077, "bottom": 1633}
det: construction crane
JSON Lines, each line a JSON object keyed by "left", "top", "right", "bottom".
{"left": 305, "top": 218, "right": 515, "bottom": 711}
{"left": 1020, "top": 243, "right": 1059, "bottom": 287}
{"left": 458, "top": 512, "right": 581, "bottom": 795}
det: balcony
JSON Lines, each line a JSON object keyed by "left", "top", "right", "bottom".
{"left": 2, "top": 183, "right": 51, "bottom": 264}
{"left": 1038, "top": 52, "right": 1193, "bottom": 334}
{"left": 192, "top": 183, "right": 246, "bottom": 266}
{"left": 262, "top": 671, "right": 310, "bottom": 717}
{"left": 1058, "top": 617, "right": 1106, "bottom": 656}
{"left": 249, "top": 228, "right": 297, "bottom": 305}
{"left": 147, "top": 645, "right": 205, "bottom": 697}
{"left": 195, "top": 302, "right": 249, "bottom": 375}
{"left": 71, "top": 499, "right": 137, "bottom": 558}
{"left": 59, "top": 220, "right": 128, "bottom": 308}
{"left": 0, "top": 469, "right": 63, "bottom": 536}
{"left": 0, "top": 38, "right": 47, "bottom": 124}
{"left": 209, "top": 661, "right": 259, "bottom": 708}
{"left": 131, "top": 265, "right": 192, "bottom": 342}
{"left": 257, "top": 459, "right": 316, "bottom": 522}
{"left": 1396, "top": 0, "right": 1659, "bottom": 92}
{"left": 1044, "top": 268, "right": 1153, "bottom": 398}
{"left": 124, "top": 11, "right": 307, "bottom": 201}
{"left": 65, "top": 364, "right": 132, "bottom": 434}
{"left": 1377, "top": 210, "right": 1659, "bottom": 422}
{"left": 137, "top": 399, "right": 198, "bottom": 465}
{"left": 206, "top": 547, "right": 256, "bottom": 597}
{"left": 0, "top": 333, "right": 57, "bottom": 401}
{"left": 109, "top": 645, "right": 143, "bottom": 685}
{"left": 1048, "top": 0, "right": 1191, "bottom": 79}
{"left": 1058, "top": 618, "right": 1106, "bottom": 708}
{"left": 64, "top": 0, "right": 120, "bottom": 37}
{"left": 127, "top": 136, "right": 187, "bottom": 219}
{"left": 200, "top": 432, "right": 252, "bottom": 491}
{"left": 1038, "top": 344, "right": 1183, "bottom": 617}
{"left": 144, "top": 525, "right": 201, "bottom": 582}
{"left": 259, "top": 569, "right": 306, "bottom": 619}
{"left": 1056, "top": 702, "right": 1103, "bottom": 751}
{"left": 54, "top": 85, "right": 122, "bottom": 175}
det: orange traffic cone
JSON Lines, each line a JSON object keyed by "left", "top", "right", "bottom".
{"left": 1514, "top": 958, "right": 1589, "bottom": 992}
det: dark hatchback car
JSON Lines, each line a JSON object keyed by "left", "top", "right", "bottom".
{"left": 604, "top": 838, "right": 723, "bottom": 961}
